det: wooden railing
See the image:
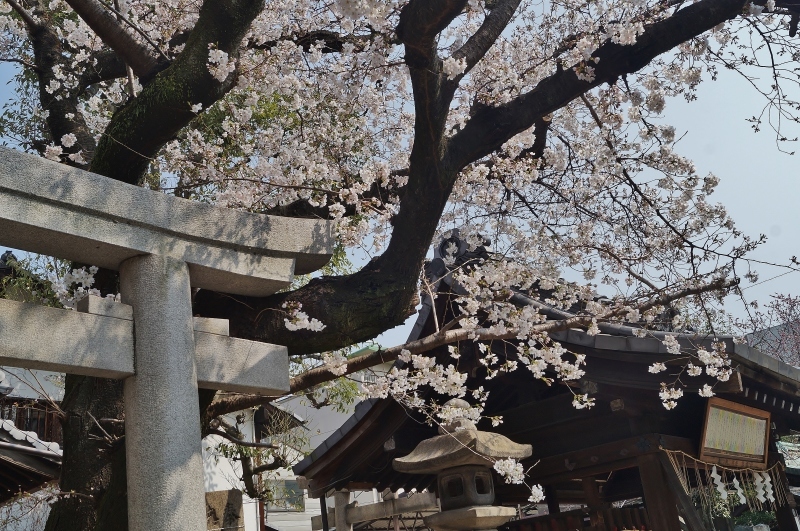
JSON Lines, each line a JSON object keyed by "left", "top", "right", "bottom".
{"left": 0, "top": 397, "right": 62, "bottom": 445}
{"left": 502, "top": 507, "right": 650, "bottom": 531}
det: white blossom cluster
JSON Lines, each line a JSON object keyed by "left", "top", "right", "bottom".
{"left": 658, "top": 384, "right": 683, "bottom": 410}
{"left": 321, "top": 351, "right": 349, "bottom": 376}
{"left": 493, "top": 458, "right": 525, "bottom": 484}
{"left": 46, "top": 265, "right": 120, "bottom": 309}
{"left": 696, "top": 344, "right": 732, "bottom": 382}
{"left": 644, "top": 336, "right": 735, "bottom": 407}
{"left": 282, "top": 301, "right": 326, "bottom": 332}
{"left": 362, "top": 357, "right": 469, "bottom": 400}
{"left": 48, "top": 266, "right": 100, "bottom": 309}
{"left": 207, "top": 47, "right": 236, "bottom": 82}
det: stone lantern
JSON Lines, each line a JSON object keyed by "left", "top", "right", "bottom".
{"left": 393, "top": 399, "right": 532, "bottom": 531}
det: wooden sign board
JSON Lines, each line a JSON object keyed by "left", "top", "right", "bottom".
{"left": 699, "top": 397, "right": 770, "bottom": 470}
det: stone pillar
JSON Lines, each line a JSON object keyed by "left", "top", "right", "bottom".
{"left": 120, "top": 254, "right": 206, "bottom": 531}
{"left": 334, "top": 489, "right": 352, "bottom": 531}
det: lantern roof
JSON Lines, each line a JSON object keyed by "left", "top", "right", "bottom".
{"left": 393, "top": 429, "right": 532, "bottom": 475}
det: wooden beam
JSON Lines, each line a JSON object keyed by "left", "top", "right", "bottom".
{"left": 581, "top": 477, "right": 602, "bottom": 509}
{"left": 345, "top": 492, "right": 437, "bottom": 524}
{"left": 638, "top": 454, "right": 680, "bottom": 531}
{"left": 656, "top": 453, "right": 706, "bottom": 531}
{"left": 544, "top": 484, "right": 560, "bottom": 514}
{"left": 526, "top": 433, "right": 694, "bottom": 484}
{"left": 582, "top": 477, "right": 605, "bottom": 528}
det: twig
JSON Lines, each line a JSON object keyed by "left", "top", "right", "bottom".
{"left": 208, "top": 428, "right": 278, "bottom": 449}
{"left": 5, "top": 0, "right": 38, "bottom": 30}
{"left": 94, "top": 0, "right": 170, "bottom": 61}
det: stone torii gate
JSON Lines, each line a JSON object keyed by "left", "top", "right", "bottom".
{"left": 0, "top": 147, "right": 334, "bottom": 530}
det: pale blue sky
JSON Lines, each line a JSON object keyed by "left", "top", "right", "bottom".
{"left": 1, "top": 57, "right": 799, "bottom": 345}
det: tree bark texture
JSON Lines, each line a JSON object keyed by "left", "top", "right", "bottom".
{"left": 43, "top": 377, "right": 127, "bottom": 531}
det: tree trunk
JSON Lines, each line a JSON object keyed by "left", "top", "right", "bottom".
{"left": 44, "top": 376, "right": 127, "bottom": 531}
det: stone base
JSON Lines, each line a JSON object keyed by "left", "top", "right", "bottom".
{"left": 423, "top": 506, "right": 517, "bottom": 531}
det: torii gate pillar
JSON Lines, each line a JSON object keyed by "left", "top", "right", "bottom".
{"left": 120, "top": 255, "right": 206, "bottom": 530}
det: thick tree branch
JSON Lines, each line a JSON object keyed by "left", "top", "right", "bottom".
{"left": 63, "top": 0, "right": 166, "bottom": 79}
{"left": 95, "top": 0, "right": 170, "bottom": 61}
{"left": 78, "top": 49, "right": 128, "bottom": 89}
{"left": 195, "top": 2, "right": 472, "bottom": 355}
{"left": 195, "top": 258, "right": 422, "bottom": 355}
{"left": 446, "top": 0, "right": 748, "bottom": 171}
{"left": 199, "top": 0, "right": 745, "bottom": 426}
{"left": 5, "top": 0, "right": 37, "bottom": 30}
{"left": 263, "top": 176, "right": 407, "bottom": 218}
{"left": 251, "top": 30, "right": 376, "bottom": 54}
{"left": 22, "top": 10, "right": 97, "bottom": 164}
{"left": 240, "top": 452, "right": 289, "bottom": 499}
{"left": 452, "top": 0, "right": 522, "bottom": 75}
{"left": 397, "top": 0, "right": 469, "bottom": 68}
{"left": 208, "top": 276, "right": 737, "bottom": 418}
{"left": 89, "top": 0, "right": 264, "bottom": 184}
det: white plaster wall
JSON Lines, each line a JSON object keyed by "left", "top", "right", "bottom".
{"left": 203, "top": 410, "right": 259, "bottom": 530}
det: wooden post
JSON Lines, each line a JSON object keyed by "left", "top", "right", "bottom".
{"left": 582, "top": 477, "right": 603, "bottom": 508}
{"left": 544, "top": 485, "right": 560, "bottom": 514}
{"left": 582, "top": 477, "right": 605, "bottom": 528}
{"left": 656, "top": 453, "right": 706, "bottom": 531}
{"left": 320, "top": 495, "right": 330, "bottom": 531}
{"left": 774, "top": 464, "right": 800, "bottom": 531}
{"left": 637, "top": 454, "right": 680, "bottom": 531}
{"left": 776, "top": 506, "right": 800, "bottom": 531}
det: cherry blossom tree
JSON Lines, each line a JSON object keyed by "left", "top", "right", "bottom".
{"left": 734, "top": 293, "right": 800, "bottom": 365}
{"left": 0, "top": 0, "right": 795, "bottom": 528}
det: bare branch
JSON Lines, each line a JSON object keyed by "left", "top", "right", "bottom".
{"left": 89, "top": 0, "right": 265, "bottom": 183}
{"left": 207, "top": 428, "right": 278, "bottom": 449}
{"left": 0, "top": 56, "right": 41, "bottom": 72}
{"left": 208, "top": 277, "right": 738, "bottom": 418}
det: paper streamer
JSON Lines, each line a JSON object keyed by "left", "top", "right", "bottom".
{"left": 754, "top": 472, "right": 767, "bottom": 503}
{"left": 710, "top": 466, "right": 728, "bottom": 500}
{"left": 763, "top": 472, "right": 776, "bottom": 503}
{"left": 732, "top": 477, "right": 746, "bottom": 504}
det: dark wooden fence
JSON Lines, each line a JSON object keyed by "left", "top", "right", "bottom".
{"left": 502, "top": 507, "right": 651, "bottom": 531}
{"left": 0, "top": 397, "right": 62, "bottom": 444}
